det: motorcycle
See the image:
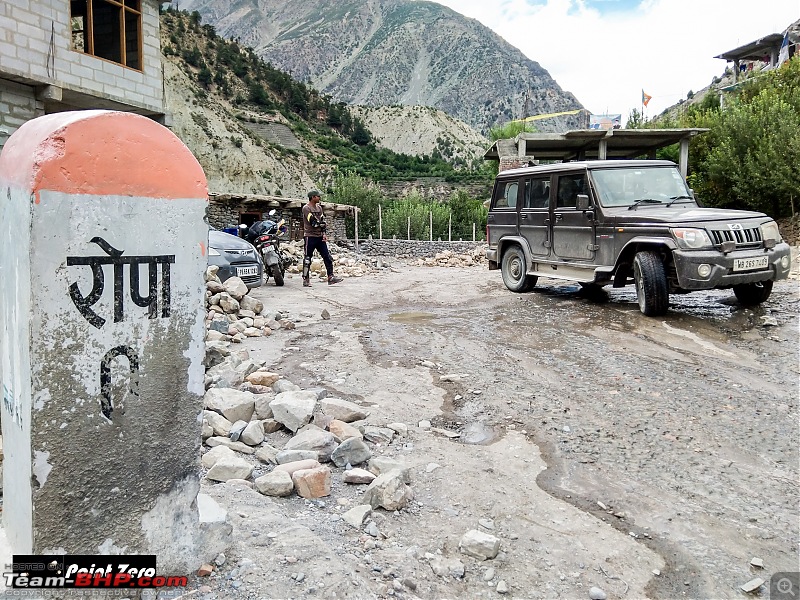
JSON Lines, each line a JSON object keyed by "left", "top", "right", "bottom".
{"left": 240, "top": 210, "right": 289, "bottom": 286}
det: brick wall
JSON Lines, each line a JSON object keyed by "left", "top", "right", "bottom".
{"left": 0, "top": 79, "right": 41, "bottom": 151}
{"left": 498, "top": 156, "right": 535, "bottom": 172}
{"left": 0, "top": 0, "right": 163, "bottom": 116}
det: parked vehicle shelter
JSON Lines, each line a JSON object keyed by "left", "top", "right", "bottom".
{"left": 484, "top": 128, "right": 708, "bottom": 178}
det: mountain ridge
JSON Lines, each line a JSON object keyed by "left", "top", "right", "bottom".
{"left": 177, "top": 0, "right": 586, "bottom": 134}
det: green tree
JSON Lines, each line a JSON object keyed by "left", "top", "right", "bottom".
{"left": 447, "top": 189, "right": 488, "bottom": 240}
{"left": 703, "top": 89, "right": 800, "bottom": 216}
{"left": 350, "top": 119, "right": 371, "bottom": 146}
{"left": 329, "top": 170, "right": 384, "bottom": 239}
{"left": 631, "top": 58, "right": 799, "bottom": 218}
{"left": 197, "top": 66, "right": 212, "bottom": 88}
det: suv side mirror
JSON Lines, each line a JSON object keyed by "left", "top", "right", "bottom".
{"left": 576, "top": 194, "right": 591, "bottom": 211}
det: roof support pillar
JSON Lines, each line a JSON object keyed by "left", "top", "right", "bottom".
{"left": 679, "top": 137, "right": 690, "bottom": 179}
{"left": 598, "top": 138, "right": 607, "bottom": 160}
{"left": 517, "top": 137, "right": 527, "bottom": 158}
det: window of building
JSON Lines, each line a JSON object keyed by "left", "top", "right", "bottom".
{"left": 70, "top": 0, "right": 142, "bottom": 70}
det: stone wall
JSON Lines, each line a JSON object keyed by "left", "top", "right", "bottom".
{"left": 207, "top": 199, "right": 347, "bottom": 242}
{"left": 348, "top": 239, "right": 487, "bottom": 257}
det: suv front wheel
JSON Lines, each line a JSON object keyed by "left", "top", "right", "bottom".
{"left": 733, "top": 280, "right": 773, "bottom": 305}
{"left": 501, "top": 245, "right": 538, "bottom": 292}
{"left": 633, "top": 251, "right": 669, "bottom": 316}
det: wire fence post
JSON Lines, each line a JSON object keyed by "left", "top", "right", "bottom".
{"left": 448, "top": 212, "right": 452, "bottom": 242}
{"left": 378, "top": 204, "right": 382, "bottom": 240}
{"left": 354, "top": 208, "right": 360, "bottom": 252}
{"left": 472, "top": 222, "right": 476, "bottom": 242}
{"left": 407, "top": 216, "right": 410, "bottom": 240}
{"left": 429, "top": 211, "right": 433, "bottom": 242}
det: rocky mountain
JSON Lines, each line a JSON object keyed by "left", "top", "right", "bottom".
{"left": 159, "top": 10, "right": 491, "bottom": 198}
{"left": 175, "top": 0, "right": 585, "bottom": 134}
{"left": 349, "top": 105, "right": 488, "bottom": 167}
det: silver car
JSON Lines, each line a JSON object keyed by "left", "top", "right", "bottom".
{"left": 208, "top": 229, "right": 263, "bottom": 288}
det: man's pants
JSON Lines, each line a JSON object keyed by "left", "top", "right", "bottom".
{"left": 303, "top": 236, "right": 333, "bottom": 278}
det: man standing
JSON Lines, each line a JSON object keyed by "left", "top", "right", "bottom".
{"left": 302, "top": 190, "right": 343, "bottom": 286}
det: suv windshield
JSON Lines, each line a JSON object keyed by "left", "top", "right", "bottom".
{"left": 591, "top": 167, "right": 694, "bottom": 208}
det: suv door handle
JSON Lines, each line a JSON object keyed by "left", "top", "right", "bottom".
{"left": 555, "top": 213, "right": 564, "bottom": 222}
{"left": 520, "top": 214, "right": 528, "bottom": 219}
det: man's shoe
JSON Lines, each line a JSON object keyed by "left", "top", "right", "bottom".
{"left": 303, "top": 278, "right": 311, "bottom": 287}
{"left": 328, "top": 276, "right": 343, "bottom": 285}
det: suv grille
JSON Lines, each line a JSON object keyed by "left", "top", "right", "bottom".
{"left": 709, "top": 226, "right": 762, "bottom": 248}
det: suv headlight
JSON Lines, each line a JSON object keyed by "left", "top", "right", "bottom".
{"left": 671, "top": 227, "right": 712, "bottom": 249}
{"left": 208, "top": 247, "right": 221, "bottom": 256}
{"left": 760, "top": 220, "right": 782, "bottom": 243}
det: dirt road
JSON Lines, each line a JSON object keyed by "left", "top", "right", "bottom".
{"left": 199, "top": 264, "right": 799, "bottom": 600}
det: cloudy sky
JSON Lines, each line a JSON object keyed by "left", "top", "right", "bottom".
{"left": 431, "top": 0, "right": 798, "bottom": 123}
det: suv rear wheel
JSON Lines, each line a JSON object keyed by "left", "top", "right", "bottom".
{"left": 733, "top": 280, "right": 773, "bottom": 305}
{"left": 633, "top": 251, "right": 668, "bottom": 316}
{"left": 501, "top": 245, "right": 537, "bottom": 292}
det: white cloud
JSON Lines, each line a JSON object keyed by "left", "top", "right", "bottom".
{"left": 430, "top": 0, "right": 799, "bottom": 123}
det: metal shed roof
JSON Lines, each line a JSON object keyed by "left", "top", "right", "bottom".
{"left": 714, "top": 33, "right": 785, "bottom": 62}
{"left": 484, "top": 128, "right": 708, "bottom": 162}
{"left": 484, "top": 128, "right": 708, "bottom": 178}
{"left": 209, "top": 193, "right": 358, "bottom": 215}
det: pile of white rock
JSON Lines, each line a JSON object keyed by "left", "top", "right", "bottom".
{"left": 201, "top": 354, "right": 414, "bottom": 517}
{"left": 414, "top": 247, "right": 486, "bottom": 268}
{"left": 281, "top": 241, "right": 387, "bottom": 282}
{"left": 204, "top": 267, "right": 292, "bottom": 342}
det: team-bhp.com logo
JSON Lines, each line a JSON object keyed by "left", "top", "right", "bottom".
{"left": 6, "top": 555, "right": 188, "bottom": 589}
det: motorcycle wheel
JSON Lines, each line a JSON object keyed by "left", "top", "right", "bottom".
{"left": 271, "top": 264, "right": 284, "bottom": 286}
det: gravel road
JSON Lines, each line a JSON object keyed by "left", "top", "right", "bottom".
{"left": 194, "top": 263, "right": 798, "bottom": 600}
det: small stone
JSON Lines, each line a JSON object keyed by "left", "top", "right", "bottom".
{"left": 214, "top": 553, "right": 226, "bottom": 567}
{"left": 749, "top": 557, "right": 764, "bottom": 568}
{"left": 321, "top": 309, "right": 331, "bottom": 320}
{"left": 365, "top": 521, "right": 380, "bottom": 537}
{"left": 483, "top": 568, "right": 495, "bottom": 582}
{"left": 478, "top": 518, "right": 495, "bottom": 530}
{"left": 740, "top": 578, "right": 765, "bottom": 593}
{"left": 589, "top": 586, "right": 607, "bottom": 600}
{"left": 342, "top": 504, "right": 373, "bottom": 528}
{"left": 197, "top": 564, "right": 214, "bottom": 577}
{"left": 496, "top": 580, "right": 508, "bottom": 594}
{"left": 426, "top": 463, "right": 441, "bottom": 473}
{"left": 418, "top": 420, "right": 432, "bottom": 431}
{"left": 652, "top": 569, "right": 661, "bottom": 576}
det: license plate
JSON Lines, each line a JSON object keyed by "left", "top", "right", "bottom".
{"left": 733, "top": 256, "right": 768, "bottom": 272}
{"left": 237, "top": 266, "right": 258, "bottom": 276}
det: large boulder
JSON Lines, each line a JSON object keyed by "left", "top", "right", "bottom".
{"left": 270, "top": 390, "right": 319, "bottom": 432}
{"left": 319, "top": 397, "right": 369, "bottom": 422}
{"left": 362, "top": 471, "right": 413, "bottom": 510}
{"left": 206, "top": 456, "right": 254, "bottom": 482}
{"left": 283, "top": 427, "right": 339, "bottom": 462}
{"left": 331, "top": 437, "right": 372, "bottom": 468}
{"left": 204, "top": 388, "right": 256, "bottom": 423}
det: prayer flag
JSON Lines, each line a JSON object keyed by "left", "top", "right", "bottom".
{"left": 778, "top": 33, "right": 790, "bottom": 66}
{"left": 642, "top": 90, "right": 652, "bottom": 107}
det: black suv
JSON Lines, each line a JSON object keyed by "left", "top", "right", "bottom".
{"left": 486, "top": 160, "right": 791, "bottom": 316}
